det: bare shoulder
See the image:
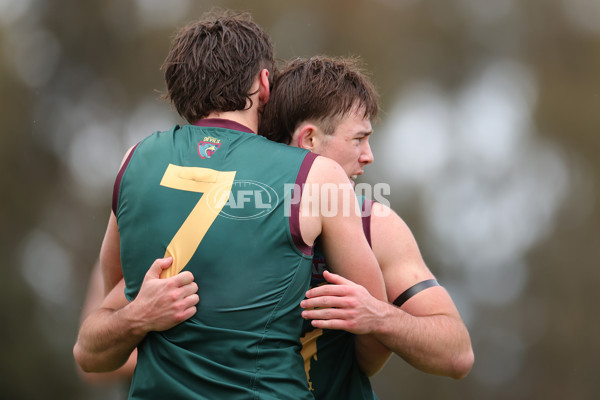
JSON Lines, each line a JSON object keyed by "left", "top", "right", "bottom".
{"left": 300, "top": 155, "right": 358, "bottom": 246}
{"left": 306, "top": 155, "right": 348, "bottom": 184}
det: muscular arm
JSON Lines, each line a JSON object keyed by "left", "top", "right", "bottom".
{"left": 73, "top": 257, "right": 199, "bottom": 372}
{"left": 301, "top": 157, "right": 387, "bottom": 303}
{"left": 74, "top": 143, "right": 202, "bottom": 373}
{"left": 74, "top": 276, "right": 144, "bottom": 373}
{"left": 75, "top": 260, "right": 137, "bottom": 383}
{"left": 370, "top": 203, "right": 473, "bottom": 378}
{"left": 100, "top": 145, "right": 135, "bottom": 295}
{"left": 100, "top": 213, "right": 124, "bottom": 296}
{"left": 300, "top": 157, "right": 389, "bottom": 375}
{"left": 302, "top": 203, "right": 474, "bottom": 379}
{"left": 73, "top": 211, "right": 199, "bottom": 373}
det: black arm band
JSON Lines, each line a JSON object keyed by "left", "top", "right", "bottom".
{"left": 393, "top": 279, "right": 440, "bottom": 307}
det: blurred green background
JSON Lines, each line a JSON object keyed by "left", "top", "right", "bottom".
{"left": 1, "top": 0, "right": 598, "bottom": 399}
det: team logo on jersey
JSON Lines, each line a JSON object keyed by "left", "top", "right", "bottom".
{"left": 198, "top": 137, "right": 221, "bottom": 159}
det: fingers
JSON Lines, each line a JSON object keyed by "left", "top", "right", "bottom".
{"left": 176, "top": 290, "right": 200, "bottom": 320}
{"left": 160, "top": 279, "right": 198, "bottom": 305}
{"left": 168, "top": 278, "right": 198, "bottom": 309}
{"left": 305, "top": 271, "right": 359, "bottom": 299}
{"left": 310, "top": 319, "right": 351, "bottom": 331}
{"left": 179, "top": 281, "right": 198, "bottom": 297}
{"left": 301, "top": 295, "right": 337, "bottom": 309}
{"left": 145, "top": 257, "right": 173, "bottom": 279}
{"left": 322, "top": 270, "right": 355, "bottom": 286}
{"left": 305, "top": 282, "right": 357, "bottom": 299}
{"left": 145, "top": 257, "right": 195, "bottom": 288}
{"left": 172, "top": 271, "right": 195, "bottom": 286}
{"left": 301, "top": 294, "right": 356, "bottom": 310}
{"left": 183, "top": 293, "right": 200, "bottom": 308}
{"left": 302, "top": 306, "right": 349, "bottom": 321}
{"left": 188, "top": 291, "right": 200, "bottom": 305}
{"left": 178, "top": 306, "right": 198, "bottom": 322}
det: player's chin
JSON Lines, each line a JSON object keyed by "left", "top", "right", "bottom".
{"left": 349, "top": 176, "right": 357, "bottom": 188}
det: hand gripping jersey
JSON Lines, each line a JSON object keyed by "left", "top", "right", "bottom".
{"left": 113, "top": 119, "right": 317, "bottom": 400}
{"left": 300, "top": 197, "right": 379, "bottom": 400}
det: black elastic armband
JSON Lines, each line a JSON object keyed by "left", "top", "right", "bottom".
{"left": 393, "top": 279, "right": 440, "bottom": 307}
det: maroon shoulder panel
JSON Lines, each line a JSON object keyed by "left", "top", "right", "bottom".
{"left": 289, "top": 152, "right": 318, "bottom": 256}
{"left": 361, "top": 199, "right": 375, "bottom": 248}
{"left": 112, "top": 142, "right": 140, "bottom": 215}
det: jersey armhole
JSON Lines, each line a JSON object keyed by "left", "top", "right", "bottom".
{"left": 112, "top": 142, "right": 140, "bottom": 215}
{"left": 289, "top": 152, "right": 318, "bottom": 256}
{"left": 360, "top": 198, "right": 375, "bottom": 248}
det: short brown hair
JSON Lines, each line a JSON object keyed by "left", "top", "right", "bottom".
{"left": 162, "top": 11, "right": 274, "bottom": 123}
{"left": 259, "top": 56, "right": 378, "bottom": 144}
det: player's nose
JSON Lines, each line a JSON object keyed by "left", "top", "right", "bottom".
{"left": 360, "top": 142, "right": 374, "bottom": 165}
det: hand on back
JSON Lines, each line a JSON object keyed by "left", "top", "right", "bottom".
{"left": 127, "top": 257, "right": 199, "bottom": 333}
{"left": 300, "top": 270, "right": 387, "bottom": 335}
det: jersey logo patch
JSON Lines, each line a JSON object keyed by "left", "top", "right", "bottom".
{"left": 198, "top": 137, "right": 221, "bottom": 159}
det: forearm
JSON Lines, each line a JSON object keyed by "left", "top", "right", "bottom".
{"left": 74, "top": 257, "right": 198, "bottom": 373}
{"left": 73, "top": 305, "right": 146, "bottom": 373}
{"left": 76, "top": 349, "right": 137, "bottom": 384}
{"left": 373, "top": 303, "right": 474, "bottom": 379}
{"left": 354, "top": 333, "right": 392, "bottom": 376}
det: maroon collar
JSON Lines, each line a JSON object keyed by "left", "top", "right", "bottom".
{"left": 193, "top": 118, "right": 255, "bottom": 134}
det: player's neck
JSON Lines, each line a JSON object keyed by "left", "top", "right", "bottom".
{"left": 205, "top": 110, "right": 258, "bottom": 134}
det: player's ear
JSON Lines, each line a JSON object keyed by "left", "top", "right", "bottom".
{"left": 258, "top": 69, "right": 270, "bottom": 106}
{"left": 293, "top": 123, "right": 319, "bottom": 150}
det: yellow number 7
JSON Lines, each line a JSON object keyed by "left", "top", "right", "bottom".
{"left": 158, "top": 164, "right": 236, "bottom": 278}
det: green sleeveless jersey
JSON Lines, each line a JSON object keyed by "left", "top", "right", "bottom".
{"left": 300, "top": 197, "right": 379, "bottom": 400}
{"left": 114, "top": 119, "right": 317, "bottom": 399}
